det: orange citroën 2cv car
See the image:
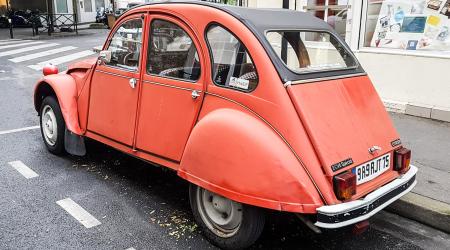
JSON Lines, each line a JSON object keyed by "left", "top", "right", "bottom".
{"left": 34, "top": 1, "right": 417, "bottom": 249}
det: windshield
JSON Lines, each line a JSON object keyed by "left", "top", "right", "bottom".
{"left": 266, "top": 31, "right": 357, "bottom": 74}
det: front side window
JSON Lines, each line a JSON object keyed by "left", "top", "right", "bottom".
{"left": 106, "top": 19, "right": 143, "bottom": 71}
{"left": 148, "top": 20, "right": 201, "bottom": 81}
{"left": 266, "top": 31, "right": 357, "bottom": 73}
{"left": 206, "top": 25, "right": 258, "bottom": 92}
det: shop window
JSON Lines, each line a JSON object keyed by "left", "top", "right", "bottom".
{"left": 206, "top": 25, "right": 258, "bottom": 92}
{"left": 303, "top": 0, "right": 353, "bottom": 41}
{"left": 363, "top": 0, "right": 450, "bottom": 52}
{"left": 56, "top": 0, "right": 68, "bottom": 13}
{"left": 106, "top": 19, "right": 143, "bottom": 71}
{"left": 85, "top": 0, "right": 93, "bottom": 12}
{"left": 148, "top": 20, "right": 201, "bottom": 81}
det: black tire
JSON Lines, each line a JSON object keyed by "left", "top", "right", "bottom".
{"left": 39, "top": 96, "right": 66, "bottom": 155}
{"left": 189, "top": 184, "right": 265, "bottom": 249}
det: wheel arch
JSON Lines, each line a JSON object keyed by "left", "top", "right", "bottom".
{"left": 178, "top": 107, "right": 324, "bottom": 214}
{"left": 34, "top": 74, "right": 82, "bottom": 135}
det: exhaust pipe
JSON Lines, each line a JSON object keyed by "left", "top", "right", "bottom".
{"left": 296, "top": 214, "right": 322, "bottom": 234}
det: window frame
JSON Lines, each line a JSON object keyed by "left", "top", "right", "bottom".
{"left": 146, "top": 18, "right": 202, "bottom": 83}
{"left": 104, "top": 16, "right": 144, "bottom": 72}
{"left": 264, "top": 28, "right": 360, "bottom": 75}
{"left": 204, "top": 22, "right": 260, "bottom": 93}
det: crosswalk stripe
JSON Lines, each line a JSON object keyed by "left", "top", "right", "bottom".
{"left": 28, "top": 50, "right": 96, "bottom": 70}
{"left": 0, "top": 40, "right": 31, "bottom": 45}
{"left": 0, "top": 41, "right": 44, "bottom": 50}
{"left": 10, "top": 46, "right": 77, "bottom": 63}
{"left": 0, "top": 43, "right": 59, "bottom": 57}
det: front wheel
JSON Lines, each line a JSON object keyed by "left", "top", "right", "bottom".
{"left": 189, "top": 184, "right": 265, "bottom": 249}
{"left": 39, "top": 96, "right": 66, "bottom": 155}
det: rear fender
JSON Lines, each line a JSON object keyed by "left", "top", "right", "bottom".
{"left": 34, "top": 74, "right": 82, "bottom": 135}
{"left": 179, "top": 108, "right": 323, "bottom": 213}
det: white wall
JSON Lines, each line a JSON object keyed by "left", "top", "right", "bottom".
{"left": 356, "top": 51, "right": 450, "bottom": 109}
{"left": 248, "top": 0, "right": 282, "bottom": 8}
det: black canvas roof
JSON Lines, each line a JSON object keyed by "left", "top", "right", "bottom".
{"left": 131, "top": 1, "right": 365, "bottom": 82}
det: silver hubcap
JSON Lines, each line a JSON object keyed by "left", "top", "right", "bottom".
{"left": 196, "top": 187, "right": 243, "bottom": 238}
{"left": 41, "top": 105, "right": 58, "bottom": 146}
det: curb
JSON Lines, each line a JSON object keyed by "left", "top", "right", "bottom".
{"left": 387, "top": 192, "right": 450, "bottom": 234}
{"left": 383, "top": 99, "right": 450, "bottom": 123}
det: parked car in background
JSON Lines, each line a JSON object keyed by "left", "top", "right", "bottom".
{"left": 114, "top": 8, "right": 127, "bottom": 18}
{"left": 34, "top": 2, "right": 417, "bottom": 249}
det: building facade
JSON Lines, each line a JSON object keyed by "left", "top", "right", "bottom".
{"left": 242, "top": 0, "right": 450, "bottom": 121}
{"left": 0, "top": 0, "right": 111, "bottom": 23}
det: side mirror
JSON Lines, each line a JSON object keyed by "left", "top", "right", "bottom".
{"left": 98, "top": 50, "right": 111, "bottom": 65}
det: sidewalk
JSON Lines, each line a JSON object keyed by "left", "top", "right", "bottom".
{"left": 0, "top": 27, "right": 107, "bottom": 40}
{"left": 388, "top": 112, "right": 450, "bottom": 233}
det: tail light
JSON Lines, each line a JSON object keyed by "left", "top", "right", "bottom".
{"left": 333, "top": 171, "right": 356, "bottom": 201}
{"left": 394, "top": 147, "right": 411, "bottom": 174}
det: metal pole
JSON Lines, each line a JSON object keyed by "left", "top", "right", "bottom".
{"left": 9, "top": 19, "right": 13, "bottom": 39}
{"left": 74, "top": 13, "right": 78, "bottom": 35}
{"left": 281, "top": 0, "right": 289, "bottom": 62}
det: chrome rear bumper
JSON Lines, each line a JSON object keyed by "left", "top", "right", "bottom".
{"left": 315, "top": 165, "right": 418, "bottom": 229}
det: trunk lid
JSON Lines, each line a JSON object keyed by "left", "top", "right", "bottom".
{"left": 287, "top": 76, "right": 401, "bottom": 178}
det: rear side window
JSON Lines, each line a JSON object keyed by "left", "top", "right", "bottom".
{"left": 148, "top": 19, "right": 201, "bottom": 81}
{"left": 206, "top": 25, "right": 258, "bottom": 92}
{"left": 266, "top": 31, "right": 357, "bottom": 73}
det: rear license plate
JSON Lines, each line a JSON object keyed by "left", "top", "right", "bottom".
{"left": 352, "top": 153, "right": 391, "bottom": 185}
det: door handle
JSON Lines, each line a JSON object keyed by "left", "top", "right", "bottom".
{"left": 129, "top": 78, "right": 137, "bottom": 89}
{"left": 191, "top": 90, "right": 201, "bottom": 99}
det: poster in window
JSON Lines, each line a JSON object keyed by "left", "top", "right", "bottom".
{"left": 440, "top": 1, "right": 450, "bottom": 16}
{"left": 370, "top": 0, "right": 450, "bottom": 50}
{"left": 427, "top": 0, "right": 442, "bottom": 10}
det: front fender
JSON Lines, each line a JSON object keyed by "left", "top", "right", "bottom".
{"left": 179, "top": 108, "right": 323, "bottom": 213}
{"left": 34, "top": 74, "right": 82, "bottom": 135}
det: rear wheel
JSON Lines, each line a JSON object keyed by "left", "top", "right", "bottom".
{"left": 39, "top": 96, "right": 65, "bottom": 155}
{"left": 189, "top": 184, "right": 265, "bottom": 249}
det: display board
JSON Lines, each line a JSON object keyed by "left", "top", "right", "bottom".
{"left": 370, "top": 0, "right": 450, "bottom": 51}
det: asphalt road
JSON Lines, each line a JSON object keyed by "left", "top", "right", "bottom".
{"left": 0, "top": 31, "right": 449, "bottom": 249}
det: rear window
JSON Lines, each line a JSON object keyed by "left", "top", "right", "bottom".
{"left": 266, "top": 31, "right": 357, "bottom": 74}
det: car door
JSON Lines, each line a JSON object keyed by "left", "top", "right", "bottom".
{"left": 88, "top": 15, "right": 144, "bottom": 146}
{"left": 135, "top": 15, "right": 204, "bottom": 161}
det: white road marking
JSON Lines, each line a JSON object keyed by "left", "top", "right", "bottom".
{"left": 8, "top": 161, "right": 39, "bottom": 179}
{"left": 0, "top": 40, "right": 31, "bottom": 45}
{"left": 10, "top": 46, "right": 77, "bottom": 63}
{"left": 56, "top": 198, "right": 102, "bottom": 228}
{"left": 125, "top": 248, "right": 136, "bottom": 250}
{"left": 28, "top": 50, "right": 96, "bottom": 71}
{"left": 0, "top": 43, "right": 59, "bottom": 57}
{"left": 0, "top": 126, "right": 39, "bottom": 135}
{"left": 0, "top": 41, "right": 44, "bottom": 50}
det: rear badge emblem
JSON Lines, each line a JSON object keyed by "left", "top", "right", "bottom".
{"left": 368, "top": 146, "right": 382, "bottom": 155}
{"left": 391, "top": 139, "right": 402, "bottom": 147}
{"left": 331, "top": 158, "right": 354, "bottom": 172}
